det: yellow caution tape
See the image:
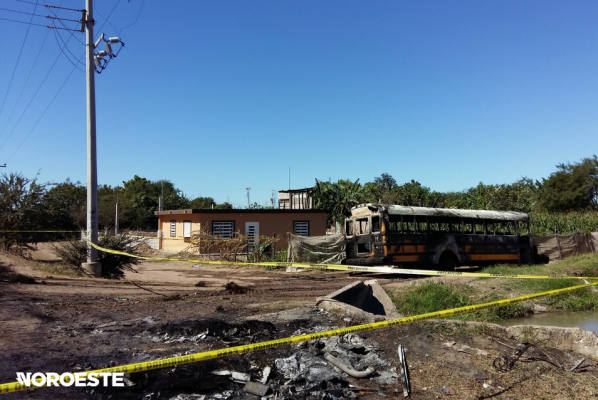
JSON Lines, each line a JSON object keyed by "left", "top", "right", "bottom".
{"left": 0, "top": 230, "right": 228, "bottom": 242}
{"left": 88, "top": 241, "right": 598, "bottom": 281}
{"left": 2, "top": 280, "right": 597, "bottom": 394}
{"left": 0, "top": 230, "right": 84, "bottom": 233}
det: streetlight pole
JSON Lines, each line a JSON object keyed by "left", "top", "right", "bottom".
{"left": 82, "top": 0, "right": 101, "bottom": 278}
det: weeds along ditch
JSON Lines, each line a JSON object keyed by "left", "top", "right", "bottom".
{"left": 387, "top": 253, "right": 598, "bottom": 323}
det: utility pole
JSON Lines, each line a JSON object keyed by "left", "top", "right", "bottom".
{"left": 81, "top": 0, "right": 101, "bottom": 278}
{"left": 246, "top": 187, "right": 251, "bottom": 208}
{"left": 76, "top": 0, "right": 123, "bottom": 277}
{"left": 115, "top": 187, "right": 120, "bottom": 236}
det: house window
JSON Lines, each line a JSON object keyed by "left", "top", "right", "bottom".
{"left": 183, "top": 221, "right": 192, "bottom": 238}
{"left": 213, "top": 221, "right": 234, "bottom": 239}
{"left": 294, "top": 221, "right": 309, "bottom": 237}
{"left": 170, "top": 220, "right": 176, "bottom": 237}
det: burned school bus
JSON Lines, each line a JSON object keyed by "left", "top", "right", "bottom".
{"left": 344, "top": 204, "right": 535, "bottom": 270}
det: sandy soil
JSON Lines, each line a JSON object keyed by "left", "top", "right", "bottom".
{"left": 1, "top": 244, "right": 597, "bottom": 399}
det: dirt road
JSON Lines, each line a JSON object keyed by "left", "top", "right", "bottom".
{"left": 1, "top": 245, "right": 597, "bottom": 399}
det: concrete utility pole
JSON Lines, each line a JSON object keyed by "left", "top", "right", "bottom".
{"left": 115, "top": 188, "right": 120, "bottom": 236}
{"left": 82, "top": 0, "right": 101, "bottom": 278}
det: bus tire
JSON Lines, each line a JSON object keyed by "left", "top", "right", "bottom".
{"left": 439, "top": 252, "right": 458, "bottom": 271}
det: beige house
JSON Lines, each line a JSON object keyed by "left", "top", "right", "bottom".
{"left": 155, "top": 208, "right": 327, "bottom": 252}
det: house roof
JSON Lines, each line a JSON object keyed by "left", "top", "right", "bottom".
{"left": 154, "top": 208, "right": 326, "bottom": 215}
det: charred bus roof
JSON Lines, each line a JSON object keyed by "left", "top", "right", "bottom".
{"left": 348, "top": 203, "right": 529, "bottom": 222}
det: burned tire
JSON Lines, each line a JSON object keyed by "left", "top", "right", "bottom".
{"left": 438, "top": 252, "right": 458, "bottom": 271}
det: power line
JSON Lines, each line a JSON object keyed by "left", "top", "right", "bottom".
{"left": 7, "top": 64, "right": 78, "bottom": 162}
{"left": 0, "top": 0, "right": 66, "bottom": 143}
{"left": 51, "top": 21, "right": 85, "bottom": 71}
{"left": 44, "top": 4, "right": 84, "bottom": 13}
{"left": 0, "top": 23, "right": 79, "bottom": 151}
{"left": 3, "top": 0, "right": 125, "bottom": 159}
{"left": 0, "top": 28, "right": 51, "bottom": 140}
{"left": 119, "top": 0, "right": 144, "bottom": 37}
{"left": 1, "top": 6, "right": 83, "bottom": 23}
{"left": 0, "top": 0, "right": 40, "bottom": 124}
{"left": 47, "top": 23, "right": 82, "bottom": 32}
{"left": 94, "top": 0, "right": 118, "bottom": 34}
{"left": 0, "top": 6, "right": 45, "bottom": 18}
{"left": 14, "top": 0, "right": 42, "bottom": 5}
{"left": 95, "top": 0, "right": 120, "bottom": 33}
{"left": 0, "top": 16, "right": 47, "bottom": 27}
{"left": 49, "top": 7, "right": 84, "bottom": 44}
{"left": 46, "top": 15, "right": 84, "bottom": 24}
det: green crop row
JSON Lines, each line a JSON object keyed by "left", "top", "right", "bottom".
{"left": 530, "top": 211, "right": 598, "bottom": 235}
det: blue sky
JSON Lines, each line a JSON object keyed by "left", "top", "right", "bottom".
{"left": 0, "top": 0, "right": 596, "bottom": 208}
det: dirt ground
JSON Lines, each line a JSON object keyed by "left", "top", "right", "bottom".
{"left": 1, "top": 244, "right": 597, "bottom": 399}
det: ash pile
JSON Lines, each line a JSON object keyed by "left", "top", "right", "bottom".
{"left": 148, "top": 319, "right": 278, "bottom": 345}
{"left": 149, "top": 324, "right": 399, "bottom": 400}
{"left": 271, "top": 326, "right": 399, "bottom": 399}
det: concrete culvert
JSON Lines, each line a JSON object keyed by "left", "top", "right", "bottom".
{"left": 316, "top": 280, "right": 400, "bottom": 323}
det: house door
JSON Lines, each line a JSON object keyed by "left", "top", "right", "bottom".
{"left": 183, "top": 221, "right": 192, "bottom": 238}
{"left": 245, "top": 222, "right": 259, "bottom": 253}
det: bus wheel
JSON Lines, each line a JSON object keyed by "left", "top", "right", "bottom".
{"left": 439, "top": 253, "right": 458, "bottom": 271}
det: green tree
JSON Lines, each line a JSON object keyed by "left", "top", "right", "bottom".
{"left": 313, "top": 179, "right": 365, "bottom": 230}
{"left": 97, "top": 185, "right": 121, "bottom": 230}
{"left": 538, "top": 156, "right": 598, "bottom": 212}
{"left": 120, "top": 176, "right": 190, "bottom": 229}
{"left": 484, "top": 178, "right": 541, "bottom": 212}
{"left": 190, "top": 196, "right": 216, "bottom": 209}
{"left": 0, "top": 173, "right": 47, "bottom": 253}
{"left": 389, "top": 180, "right": 442, "bottom": 207}
{"left": 43, "top": 179, "right": 86, "bottom": 230}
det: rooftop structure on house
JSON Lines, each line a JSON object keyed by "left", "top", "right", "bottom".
{"left": 278, "top": 187, "right": 314, "bottom": 209}
{"left": 155, "top": 208, "right": 327, "bottom": 252}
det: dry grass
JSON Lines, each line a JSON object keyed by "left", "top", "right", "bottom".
{"left": 31, "top": 262, "right": 84, "bottom": 277}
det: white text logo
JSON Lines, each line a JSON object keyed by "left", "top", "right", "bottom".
{"left": 15, "top": 372, "right": 124, "bottom": 387}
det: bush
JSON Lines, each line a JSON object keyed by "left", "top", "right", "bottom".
{"left": 52, "top": 232, "right": 146, "bottom": 279}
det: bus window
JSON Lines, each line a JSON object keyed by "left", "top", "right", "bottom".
{"left": 372, "top": 216, "right": 381, "bottom": 233}
{"left": 449, "top": 218, "right": 462, "bottom": 233}
{"left": 463, "top": 220, "right": 473, "bottom": 234}
{"left": 474, "top": 222, "right": 484, "bottom": 234}
{"left": 429, "top": 217, "right": 450, "bottom": 232}
{"left": 357, "top": 218, "right": 369, "bottom": 235}
{"left": 357, "top": 242, "right": 371, "bottom": 253}
{"left": 495, "top": 221, "right": 505, "bottom": 235}
{"left": 388, "top": 216, "right": 402, "bottom": 233}
{"left": 346, "top": 220, "right": 353, "bottom": 236}
{"left": 504, "top": 221, "right": 515, "bottom": 235}
{"left": 404, "top": 220, "right": 416, "bottom": 233}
